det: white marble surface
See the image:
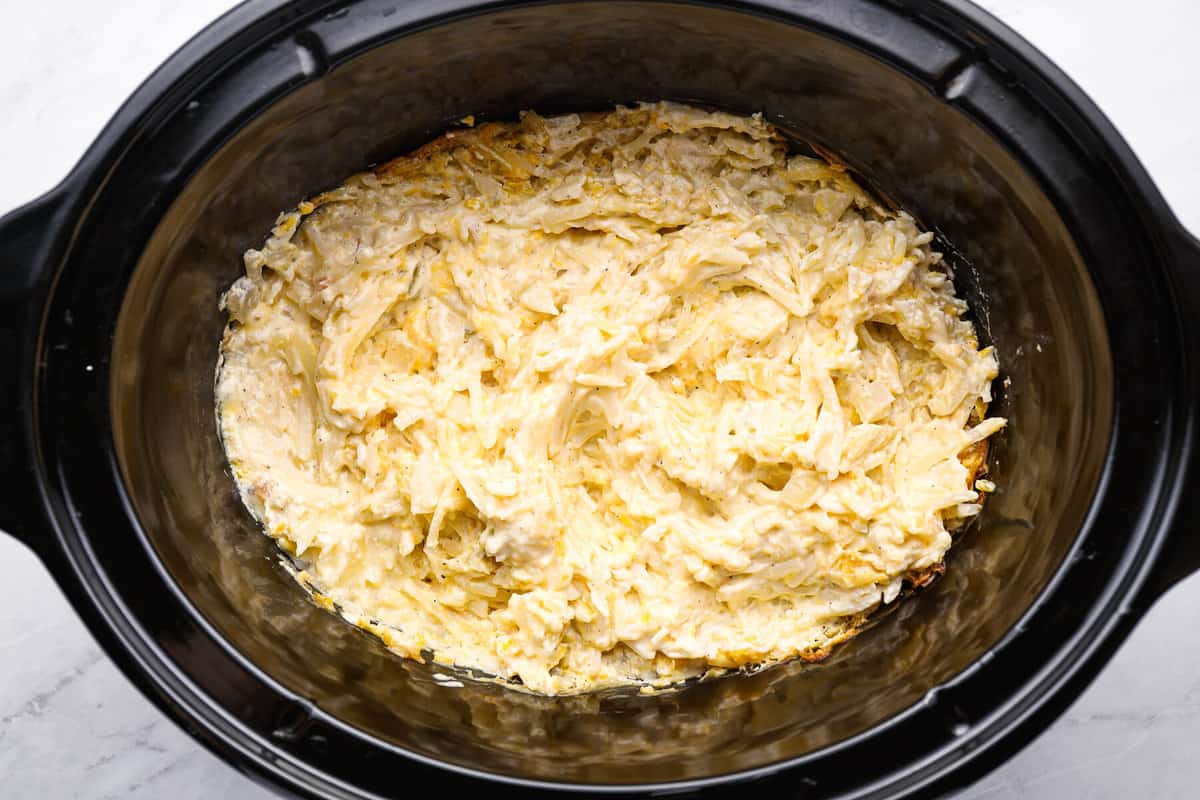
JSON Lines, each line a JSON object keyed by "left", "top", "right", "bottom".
{"left": 2, "top": 1, "right": 1199, "bottom": 797}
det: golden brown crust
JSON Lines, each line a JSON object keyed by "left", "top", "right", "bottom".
{"left": 959, "top": 437, "right": 990, "bottom": 487}
{"left": 907, "top": 560, "right": 947, "bottom": 591}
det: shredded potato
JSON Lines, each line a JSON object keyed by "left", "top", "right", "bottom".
{"left": 217, "top": 103, "right": 1004, "bottom": 693}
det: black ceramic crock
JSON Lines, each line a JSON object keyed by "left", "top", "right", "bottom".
{"left": 1, "top": 1, "right": 1198, "bottom": 797}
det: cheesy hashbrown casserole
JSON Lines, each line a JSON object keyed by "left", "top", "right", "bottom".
{"left": 216, "top": 103, "right": 1004, "bottom": 694}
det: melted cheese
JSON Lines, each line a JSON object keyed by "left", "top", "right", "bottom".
{"left": 216, "top": 103, "right": 1004, "bottom": 694}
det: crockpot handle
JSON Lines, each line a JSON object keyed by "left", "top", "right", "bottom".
{"left": 1137, "top": 220, "right": 1200, "bottom": 606}
{"left": 0, "top": 187, "right": 69, "bottom": 564}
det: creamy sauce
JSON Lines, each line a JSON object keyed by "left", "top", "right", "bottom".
{"left": 217, "top": 103, "right": 1004, "bottom": 694}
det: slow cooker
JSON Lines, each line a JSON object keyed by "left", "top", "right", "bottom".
{"left": 0, "top": 1, "right": 1197, "bottom": 797}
